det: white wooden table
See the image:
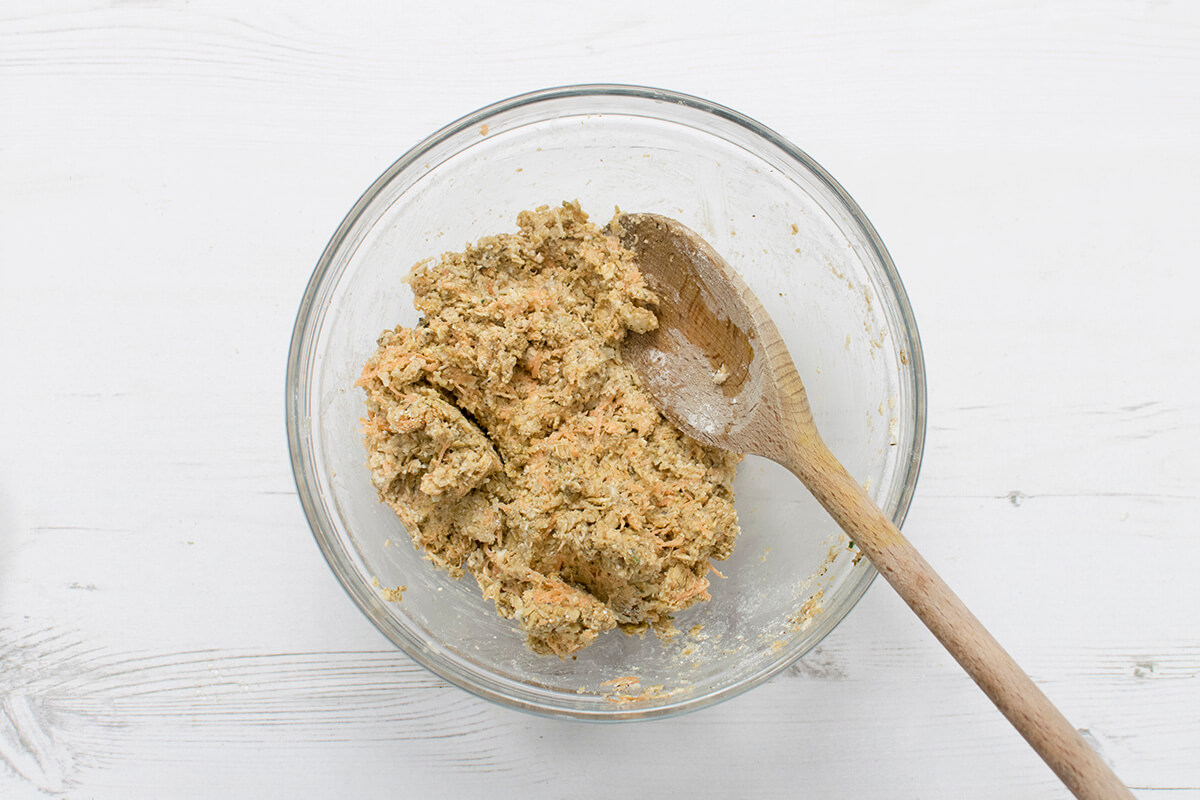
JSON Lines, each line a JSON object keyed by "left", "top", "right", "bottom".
{"left": 3, "top": 2, "right": 1198, "bottom": 797}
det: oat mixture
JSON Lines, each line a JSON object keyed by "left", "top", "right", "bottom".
{"left": 358, "top": 201, "right": 741, "bottom": 657}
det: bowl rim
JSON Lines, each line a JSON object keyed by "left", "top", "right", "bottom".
{"left": 286, "top": 83, "right": 927, "bottom": 720}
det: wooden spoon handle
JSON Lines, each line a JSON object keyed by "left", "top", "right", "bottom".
{"left": 782, "top": 437, "right": 1134, "bottom": 800}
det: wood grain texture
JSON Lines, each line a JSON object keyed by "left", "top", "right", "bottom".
{"left": 2, "top": 0, "right": 1199, "bottom": 797}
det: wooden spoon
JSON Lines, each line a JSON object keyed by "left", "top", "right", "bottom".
{"left": 612, "top": 212, "right": 1133, "bottom": 800}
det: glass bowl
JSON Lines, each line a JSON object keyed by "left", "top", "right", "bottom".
{"left": 286, "top": 85, "right": 926, "bottom": 719}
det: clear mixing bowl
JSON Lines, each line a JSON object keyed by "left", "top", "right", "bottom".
{"left": 286, "top": 85, "right": 926, "bottom": 719}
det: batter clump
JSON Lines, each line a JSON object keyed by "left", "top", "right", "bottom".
{"left": 358, "top": 201, "right": 741, "bottom": 657}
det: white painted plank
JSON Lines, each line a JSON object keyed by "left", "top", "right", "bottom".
{"left": 2, "top": 0, "right": 1199, "bottom": 797}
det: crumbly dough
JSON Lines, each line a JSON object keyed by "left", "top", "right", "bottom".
{"left": 358, "top": 201, "right": 741, "bottom": 657}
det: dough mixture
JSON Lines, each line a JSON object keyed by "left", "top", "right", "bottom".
{"left": 358, "top": 201, "right": 741, "bottom": 656}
